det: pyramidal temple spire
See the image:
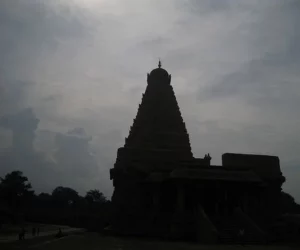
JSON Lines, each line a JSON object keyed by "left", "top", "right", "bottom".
{"left": 122, "top": 63, "right": 193, "bottom": 158}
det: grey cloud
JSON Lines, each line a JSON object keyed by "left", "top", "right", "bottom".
{"left": 0, "top": 0, "right": 93, "bottom": 67}
{"left": 0, "top": 108, "right": 39, "bottom": 156}
{"left": 0, "top": 108, "right": 59, "bottom": 192}
{"left": 198, "top": 48, "right": 300, "bottom": 115}
{"left": 0, "top": 0, "right": 95, "bottom": 115}
{"left": 0, "top": 0, "right": 99, "bottom": 193}
{"left": 0, "top": 109, "right": 103, "bottom": 195}
{"left": 0, "top": 80, "right": 33, "bottom": 114}
{"left": 197, "top": 0, "right": 300, "bottom": 113}
{"left": 179, "top": 0, "right": 232, "bottom": 14}
{"left": 53, "top": 128, "right": 99, "bottom": 192}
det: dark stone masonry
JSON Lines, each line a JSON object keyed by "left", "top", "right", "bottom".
{"left": 110, "top": 62, "right": 286, "bottom": 243}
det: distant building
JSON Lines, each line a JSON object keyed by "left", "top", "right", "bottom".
{"left": 110, "top": 62, "right": 286, "bottom": 243}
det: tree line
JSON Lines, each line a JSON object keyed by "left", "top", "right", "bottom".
{"left": 1, "top": 170, "right": 299, "bottom": 232}
{"left": 0, "top": 170, "right": 111, "bottom": 231}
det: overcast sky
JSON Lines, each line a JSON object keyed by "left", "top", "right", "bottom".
{"left": 0, "top": 0, "right": 299, "bottom": 201}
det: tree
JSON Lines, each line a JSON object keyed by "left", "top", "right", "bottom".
{"left": 36, "top": 192, "right": 52, "bottom": 208}
{"left": 281, "top": 191, "right": 300, "bottom": 213}
{"left": 0, "top": 171, "right": 34, "bottom": 211}
{"left": 85, "top": 189, "right": 107, "bottom": 204}
{"left": 52, "top": 186, "right": 79, "bottom": 208}
{"left": 39, "top": 192, "right": 52, "bottom": 200}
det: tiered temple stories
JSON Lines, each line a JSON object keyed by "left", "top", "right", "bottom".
{"left": 110, "top": 62, "right": 286, "bottom": 243}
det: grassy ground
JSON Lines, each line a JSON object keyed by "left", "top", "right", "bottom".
{"left": 0, "top": 223, "right": 73, "bottom": 243}
{"left": 0, "top": 223, "right": 70, "bottom": 235}
{"left": 1, "top": 233, "right": 298, "bottom": 250}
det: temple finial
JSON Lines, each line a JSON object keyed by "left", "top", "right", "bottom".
{"left": 158, "top": 59, "right": 162, "bottom": 68}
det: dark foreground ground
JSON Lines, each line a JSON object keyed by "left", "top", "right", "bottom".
{"left": 1, "top": 233, "right": 299, "bottom": 250}
{"left": 0, "top": 223, "right": 79, "bottom": 243}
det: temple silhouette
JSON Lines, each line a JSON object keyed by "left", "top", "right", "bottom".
{"left": 110, "top": 62, "right": 286, "bottom": 243}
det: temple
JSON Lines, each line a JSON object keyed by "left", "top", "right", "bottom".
{"left": 110, "top": 62, "right": 286, "bottom": 243}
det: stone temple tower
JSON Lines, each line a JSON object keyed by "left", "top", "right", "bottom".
{"left": 109, "top": 62, "right": 287, "bottom": 243}
{"left": 123, "top": 60, "right": 193, "bottom": 161}
{"left": 110, "top": 61, "right": 194, "bottom": 234}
